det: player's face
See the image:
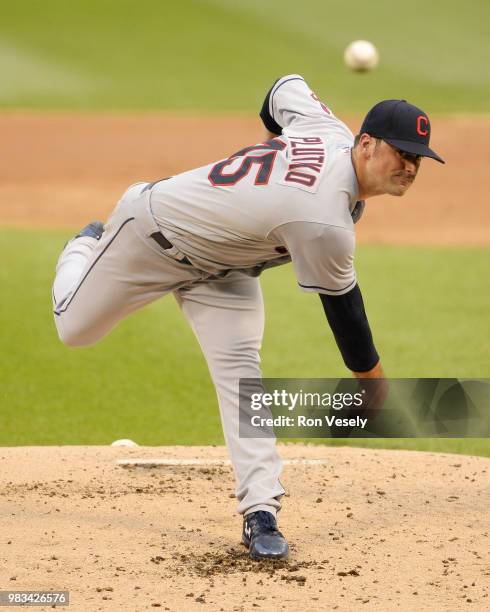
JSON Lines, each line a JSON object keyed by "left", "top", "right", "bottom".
{"left": 370, "top": 139, "right": 421, "bottom": 196}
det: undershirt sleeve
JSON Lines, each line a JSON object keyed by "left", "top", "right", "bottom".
{"left": 260, "top": 75, "right": 332, "bottom": 133}
{"left": 260, "top": 79, "right": 282, "bottom": 135}
{"left": 319, "top": 287, "right": 379, "bottom": 372}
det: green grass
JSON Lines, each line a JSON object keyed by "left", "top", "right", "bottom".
{"left": 0, "top": 0, "right": 489, "bottom": 112}
{"left": 0, "top": 228, "right": 488, "bottom": 456}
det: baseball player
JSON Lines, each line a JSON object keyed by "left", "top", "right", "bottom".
{"left": 52, "top": 74, "right": 444, "bottom": 560}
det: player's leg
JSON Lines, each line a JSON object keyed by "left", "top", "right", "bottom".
{"left": 53, "top": 184, "right": 202, "bottom": 346}
{"left": 52, "top": 182, "right": 147, "bottom": 315}
{"left": 175, "top": 271, "right": 287, "bottom": 549}
{"left": 52, "top": 221, "right": 105, "bottom": 314}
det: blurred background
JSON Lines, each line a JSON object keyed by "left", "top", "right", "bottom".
{"left": 1, "top": 0, "right": 489, "bottom": 112}
{"left": 0, "top": 0, "right": 488, "bottom": 454}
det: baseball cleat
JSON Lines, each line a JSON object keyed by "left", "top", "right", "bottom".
{"left": 242, "top": 511, "right": 289, "bottom": 560}
{"left": 74, "top": 220, "right": 105, "bottom": 241}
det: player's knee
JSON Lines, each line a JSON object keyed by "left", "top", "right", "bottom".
{"left": 55, "top": 316, "right": 98, "bottom": 348}
{"left": 209, "top": 345, "right": 261, "bottom": 379}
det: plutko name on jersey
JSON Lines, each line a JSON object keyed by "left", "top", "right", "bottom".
{"left": 284, "top": 137, "right": 325, "bottom": 188}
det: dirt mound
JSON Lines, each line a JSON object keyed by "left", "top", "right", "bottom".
{"left": 0, "top": 444, "right": 488, "bottom": 610}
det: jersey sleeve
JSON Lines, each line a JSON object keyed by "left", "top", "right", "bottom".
{"left": 260, "top": 74, "right": 334, "bottom": 134}
{"left": 272, "top": 221, "right": 356, "bottom": 296}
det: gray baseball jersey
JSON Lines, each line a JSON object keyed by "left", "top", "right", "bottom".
{"left": 150, "top": 74, "right": 360, "bottom": 296}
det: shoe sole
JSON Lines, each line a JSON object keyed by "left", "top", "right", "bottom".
{"left": 249, "top": 549, "right": 289, "bottom": 561}
{"left": 242, "top": 536, "right": 289, "bottom": 561}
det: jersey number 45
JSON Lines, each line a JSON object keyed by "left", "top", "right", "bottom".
{"left": 208, "top": 139, "right": 286, "bottom": 187}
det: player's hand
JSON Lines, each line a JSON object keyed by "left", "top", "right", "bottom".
{"left": 352, "top": 361, "right": 389, "bottom": 418}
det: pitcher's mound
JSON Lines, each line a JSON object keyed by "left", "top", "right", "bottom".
{"left": 1, "top": 445, "right": 488, "bottom": 610}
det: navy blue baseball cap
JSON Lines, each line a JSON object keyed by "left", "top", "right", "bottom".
{"left": 360, "top": 99, "right": 444, "bottom": 164}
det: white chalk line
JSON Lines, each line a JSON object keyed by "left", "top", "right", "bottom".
{"left": 116, "top": 458, "right": 328, "bottom": 468}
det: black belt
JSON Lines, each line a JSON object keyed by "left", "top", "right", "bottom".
{"left": 142, "top": 178, "right": 191, "bottom": 265}
{"left": 150, "top": 231, "right": 192, "bottom": 265}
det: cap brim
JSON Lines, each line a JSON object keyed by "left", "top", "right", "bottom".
{"left": 384, "top": 138, "right": 445, "bottom": 164}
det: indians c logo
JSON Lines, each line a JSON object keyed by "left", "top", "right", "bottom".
{"left": 417, "top": 115, "right": 429, "bottom": 136}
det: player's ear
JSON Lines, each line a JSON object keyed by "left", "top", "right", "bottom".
{"left": 359, "top": 133, "right": 378, "bottom": 158}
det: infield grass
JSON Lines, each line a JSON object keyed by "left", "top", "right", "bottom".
{"left": 0, "top": 0, "right": 489, "bottom": 113}
{"left": 0, "top": 228, "right": 488, "bottom": 455}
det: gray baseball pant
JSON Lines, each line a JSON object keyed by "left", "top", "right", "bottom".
{"left": 52, "top": 183, "right": 285, "bottom": 516}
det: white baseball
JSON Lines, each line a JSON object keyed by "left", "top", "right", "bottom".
{"left": 111, "top": 439, "right": 138, "bottom": 447}
{"left": 344, "top": 40, "right": 379, "bottom": 72}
